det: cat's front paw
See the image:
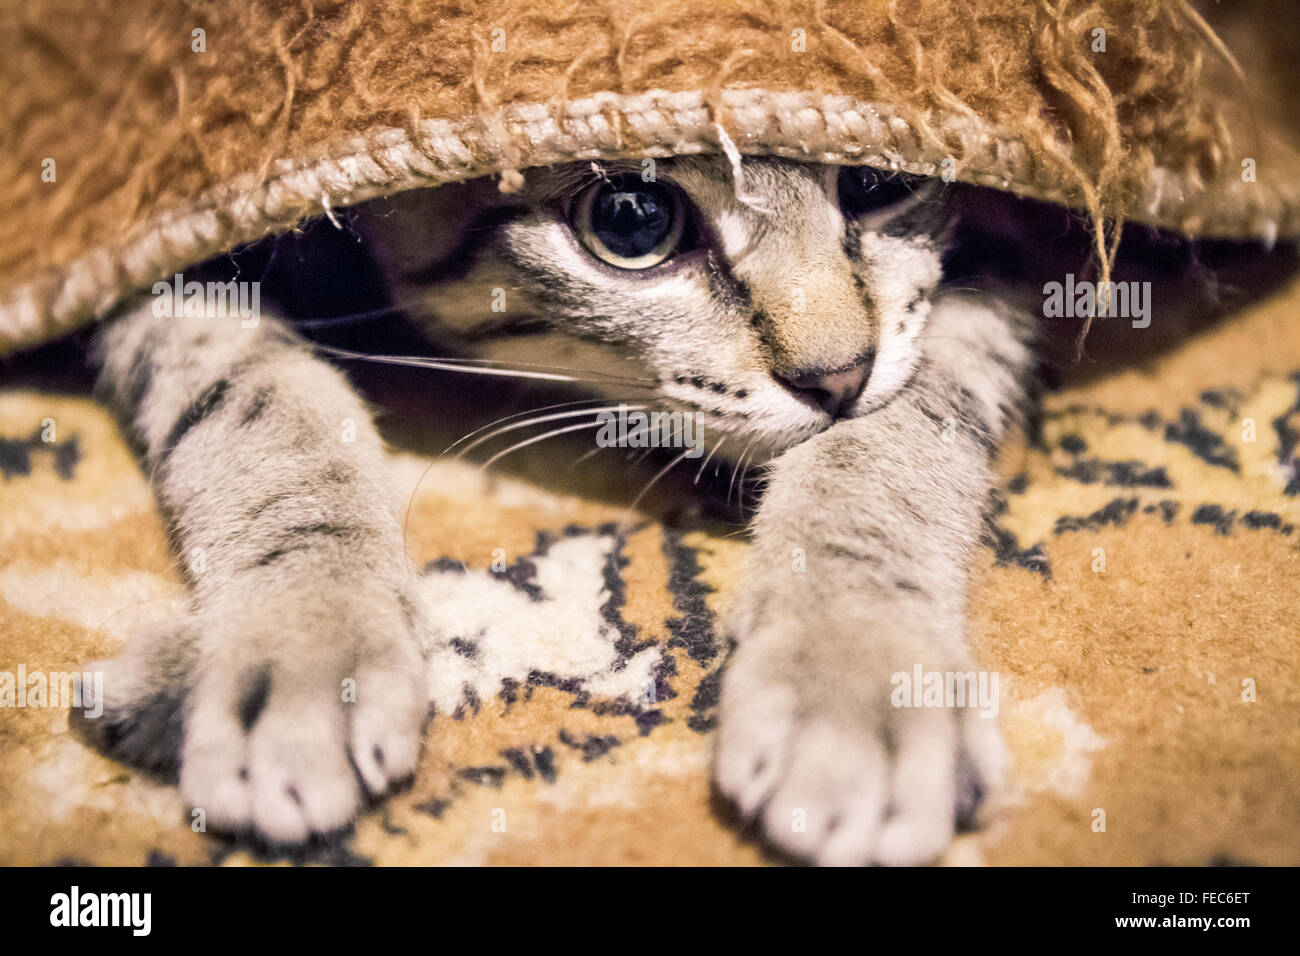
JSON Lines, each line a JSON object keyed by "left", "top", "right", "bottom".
{"left": 714, "top": 590, "right": 1005, "bottom": 866}
{"left": 177, "top": 582, "right": 428, "bottom": 845}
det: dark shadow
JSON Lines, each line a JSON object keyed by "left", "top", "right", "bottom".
{"left": 945, "top": 185, "right": 1300, "bottom": 388}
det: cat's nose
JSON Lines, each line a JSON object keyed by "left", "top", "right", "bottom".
{"left": 777, "top": 351, "right": 875, "bottom": 419}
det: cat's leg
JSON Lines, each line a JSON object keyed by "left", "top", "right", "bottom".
{"left": 80, "top": 298, "right": 427, "bottom": 844}
{"left": 713, "top": 293, "right": 1035, "bottom": 866}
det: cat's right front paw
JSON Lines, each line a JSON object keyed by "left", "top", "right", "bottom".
{"left": 713, "top": 590, "right": 1005, "bottom": 866}
{"left": 179, "top": 585, "right": 428, "bottom": 845}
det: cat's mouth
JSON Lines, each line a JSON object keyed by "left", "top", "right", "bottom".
{"left": 657, "top": 391, "right": 830, "bottom": 459}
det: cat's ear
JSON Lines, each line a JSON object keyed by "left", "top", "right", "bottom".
{"left": 836, "top": 167, "right": 928, "bottom": 218}
{"left": 352, "top": 180, "right": 511, "bottom": 284}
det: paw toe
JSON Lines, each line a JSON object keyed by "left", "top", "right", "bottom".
{"left": 873, "top": 809, "right": 955, "bottom": 866}
{"left": 348, "top": 665, "right": 424, "bottom": 797}
{"left": 181, "top": 755, "right": 252, "bottom": 835}
{"left": 713, "top": 684, "right": 798, "bottom": 816}
{"left": 762, "top": 719, "right": 888, "bottom": 864}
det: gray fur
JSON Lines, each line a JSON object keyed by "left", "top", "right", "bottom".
{"left": 91, "top": 303, "right": 427, "bottom": 844}
{"left": 85, "top": 155, "right": 1036, "bottom": 863}
{"left": 713, "top": 293, "right": 1032, "bottom": 864}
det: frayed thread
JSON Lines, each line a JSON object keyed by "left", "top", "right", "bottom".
{"left": 714, "top": 124, "right": 774, "bottom": 215}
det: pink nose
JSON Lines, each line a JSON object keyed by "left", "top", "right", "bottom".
{"left": 777, "top": 351, "right": 874, "bottom": 419}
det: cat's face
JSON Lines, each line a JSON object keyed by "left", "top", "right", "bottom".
{"left": 356, "top": 156, "right": 950, "bottom": 454}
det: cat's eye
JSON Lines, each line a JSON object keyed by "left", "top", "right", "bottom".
{"left": 837, "top": 166, "right": 922, "bottom": 218}
{"left": 569, "top": 175, "right": 686, "bottom": 270}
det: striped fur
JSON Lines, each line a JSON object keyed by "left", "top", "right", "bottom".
{"left": 89, "top": 304, "right": 427, "bottom": 844}
{"left": 86, "top": 156, "right": 1038, "bottom": 863}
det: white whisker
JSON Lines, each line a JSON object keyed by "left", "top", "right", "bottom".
{"left": 445, "top": 399, "right": 618, "bottom": 455}
{"left": 695, "top": 436, "right": 726, "bottom": 485}
{"left": 457, "top": 404, "right": 646, "bottom": 459}
{"left": 569, "top": 442, "right": 612, "bottom": 469}
{"left": 481, "top": 420, "right": 603, "bottom": 470}
{"left": 294, "top": 305, "right": 406, "bottom": 329}
{"left": 568, "top": 422, "right": 653, "bottom": 469}
{"left": 738, "top": 447, "right": 764, "bottom": 509}
{"left": 627, "top": 447, "right": 695, "bottom": 515}
{"left": 313, "top": 343, "right": 659, "bottom": 387}
{"left": 729, "top": 440, "right": 757, "bottom": 509}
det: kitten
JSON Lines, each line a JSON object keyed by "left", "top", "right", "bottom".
{"left": 80, "top": 155, "right": 1036, "bottom": 864}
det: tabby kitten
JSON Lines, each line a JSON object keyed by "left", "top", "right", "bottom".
{"left": 84, "top": 155, "right": 1035, "bottom": 865}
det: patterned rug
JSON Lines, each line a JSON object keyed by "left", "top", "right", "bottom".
{"left": 3, "top": 274, "right": 1300, "bottom": 866}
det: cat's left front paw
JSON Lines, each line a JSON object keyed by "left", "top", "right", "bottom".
{"left": 713, "top": 590, "right": 1006, "bottom": 866}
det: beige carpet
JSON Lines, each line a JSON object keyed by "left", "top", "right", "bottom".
{"left": 2, "top": 275, "right": 1300, "bottom": 865}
